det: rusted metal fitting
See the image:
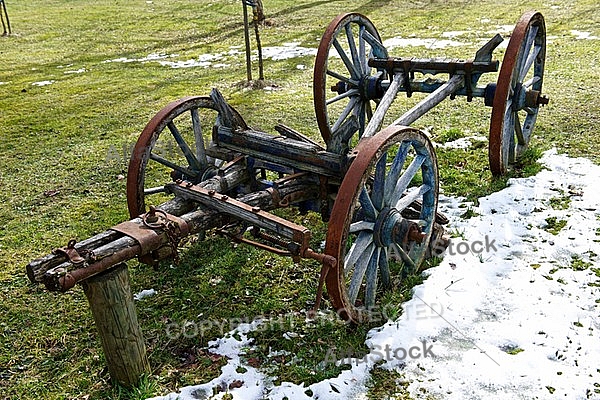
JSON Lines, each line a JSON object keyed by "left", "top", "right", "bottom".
{"left": 145, "top": 206, "right": 160, "bottom": 224}
{"left": 52, "top": 239, "right": 86, "bottom": 265}
{"left": 525, "top": 89, "right": 549, "bottom": 108}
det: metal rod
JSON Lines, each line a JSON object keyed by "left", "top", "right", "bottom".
{"left": 392, "top": 74, "right": 464, "bottom": 126}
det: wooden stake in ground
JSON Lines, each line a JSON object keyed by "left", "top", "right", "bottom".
{"left": 1, "top": 0, "right": 11, "bottom": 36}
{"left": 242, "top": 0, "right": 265, "bottom": 82}
{"left": 251, "top": 1, "right": 264, "bottom": 80}
{"left": 81, "top": 263, "right": 150, "bottom": 387}
{"left": 242, "top": 0, "right": 253, "bottom": 81}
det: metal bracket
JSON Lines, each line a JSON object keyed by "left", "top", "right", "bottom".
{"left": 52, "top": 239, "right": 86, "bottom": 265}
{"left": 111, "top": 210, "right": 189, "bottom": 256}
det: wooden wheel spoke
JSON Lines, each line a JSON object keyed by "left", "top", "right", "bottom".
{"left": 357, "top": 101, "right": 366, "bottom": 137}
{"left": 503, "top": 109, "right": 515, "bottom": 163}
{"left": 372, "top": 153, "right": 387, "bottom": 210}
{"left": 331, "top": 96, "right": 358, "bottom": 133}
{"left": 149, "top": 152, "right": 199, "bottom": 179}
{"left": 365, "top": 100, "right": 374, "bottom": 120}
{"left": 514, "top": 112, "right": 525, "bottom": 145}
{"left": 326, "top": 69, "right": 355, "bottom": 85}
{"left": 523, "top": 75, "right": 540, "bottom": 88}
{"left": 344, "top": 24, "right": 361, "bottom": 75}
{"left": 167, "top": 122, "right": 203, "bottom": 172}
{"left": 392, "top": 243, "right": 416, "bottom": 269}
{"left": 364, "top": 248, "right": 380, "bottom": 308}
{"left": 516, "top": 26, "right": 538, "bottom": 77}
{"left": 395, "top": 184, "right": 431, "bottom": 211}
{"left": 359, "top": 25, "right": 367, "bottom": 73}
{"left": 326, "top": 88, "right": 359, "bottom": 105}
{"left": 359, "top": 186, "right": 378, "bottom": 219}
{"left": 350, "top": 220, "right": 374, "bottom": 233}
{"left": 519, "top": 44, "right": 541, "bottom": 82}
{"left": 347, "top": 242, "right": 375, "bottom": 304}
{"left": 361, "top": 29, "right": 387, "bottom": 57}
{"left": 332, "top": 38, "right": 360, "bottom": 79}
{"left": 378, "top": 248, "right": 391, "bottom": 289}
{"left": 388, "top": 154, "right": 425, "bottom": 207}
{"left": 383, "top": 141, "right": 410, "bottom": 201}
{"left": 190, "top": 108, "right": 208, "bottom": 165}
{"left": 345, "top": 231, "right": 374, "bottom": 271}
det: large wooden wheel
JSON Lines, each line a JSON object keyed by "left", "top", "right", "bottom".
{"left": 325, "top": 126, "right": 439, "bottom": 323}
{"left": 126, "top": 96, "right": 247, "bottom": 218}
{"left": 489, "top": 11, "right": 547, "bottom": 176}
{"left": 313, "top": 13, "right": 389, "bottom": 154}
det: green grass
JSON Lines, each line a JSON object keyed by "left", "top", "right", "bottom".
{"left": 1, "top": 0, "right": 599, "bottom": 398}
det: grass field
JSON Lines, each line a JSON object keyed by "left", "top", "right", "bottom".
{"left": 0, "top": 0, "right": 598, "bottom": 399}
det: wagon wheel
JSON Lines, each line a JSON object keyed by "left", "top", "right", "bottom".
{"left": 314, "top": 12, "right": 389, "bottom": 154}
{"left": 325, "top": 126, "right": 439, "bottom": 323}
{"left": 489, "top": 11, "right": 547, "bottom": 176}
{"left": 127, "top": 96, "right": 247, "bottom": 217}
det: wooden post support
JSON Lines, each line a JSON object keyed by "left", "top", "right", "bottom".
{"left": 81, "top": 263, "right": 150, "bottom": 387}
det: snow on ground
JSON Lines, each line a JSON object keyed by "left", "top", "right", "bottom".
{"left": 148, "top": 150, "right": 600, "bottom": 400}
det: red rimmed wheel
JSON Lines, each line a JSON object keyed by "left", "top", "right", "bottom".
{"left": 126, "top": 96, "right": 247, "bottom": 218}
{"left": 325, "top": 126, "right": 439, "bottom": 323}
{"left": 489, "top": 11, "right": 547, "bottom": 176}
{"left": 313, "top": 12, "right": 389, "bottom": 154}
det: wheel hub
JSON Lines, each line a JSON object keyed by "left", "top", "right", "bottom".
{"left": 373, "top": 207, "right": 424, "bottom": 248}
{"left": 330, "top": 74, "right": 383, "bottom": 101}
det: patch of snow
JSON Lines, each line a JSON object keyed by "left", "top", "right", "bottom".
{"left": 103, "top": 53, "right": 173, "bottom": 64}
{"left": 384, "top": 37, "right": 465, "bottom": 50}
{"left": 134, "top": 289, "right": 156, "bottom": 300}
{"left": 261, "top": 42, "right": 317, "bottom": 61}
{"left": 64, "top": 68, "right": 86, "bottom": 74}
{"left": 31, "top": 80, "right": 55, "bottom": 86}
{"left": 571, "top": 30, "right": 599, "bottom": 40}
{"left": 442, "top": 31, "right": 469, "bottom": 38}
{"left": 436, "top": 135, "right": 487, "bottom": 149}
